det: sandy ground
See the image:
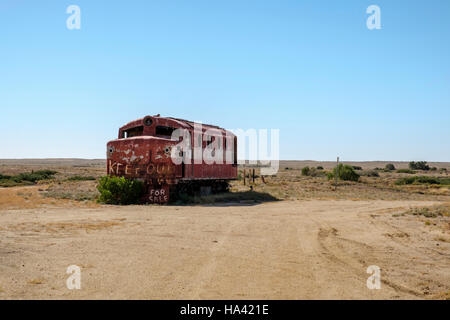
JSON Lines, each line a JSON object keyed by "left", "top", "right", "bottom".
{"left": 1, "top": 198, "right": 449, "bottom": 300}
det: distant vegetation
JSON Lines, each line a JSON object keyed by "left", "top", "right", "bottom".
{"left": 327, "top": 164, "right": 360, "bottom": 182}
{"left": 361, "top": 170, "right": 379, "bottom": 177}
{"left": 301, "top": 166, "right": 312, "bottom": 176}
{"left": 97, "top": 176, "right": 145, "bottom": 205}
{"left": 396, "top": 169, "right": 416, "bottom": 174}
{"left": 67, "top": 175, "right": 96, "bottom": 181}
{"left": 301, "top": 166, "right": 323, "bottom": 177}
{"left": 409, "top": 161, "right": 430, "bottom": 171}
{"left": 0, "top": 170, "right": 58, "bottom": 187}
{"left": 351, "top": 166, "right": 363, "bottom": 171}
{"left": 395, "top": 176, "right": 450, "bottom": 186}
{"left": 385, "top": 163, "right": 396, "bottom": 171}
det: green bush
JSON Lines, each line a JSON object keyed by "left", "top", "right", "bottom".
{"left": 363, "top": 170, "right": 380, "bottom": 177}
{"left": 67, "top": 175, "right": 96, "bottom": 181}
{"left": 0, "top": 170, "right": 57, "bottom": 186}
{"left": 14, "top": 170, "right": 57, "bottom": 183}
{"left": 395, "top": 176, "right": 450, "bottom": 186}
{"left": 316, "top": 166, "right": 324, "bottom": 170}
{"left": 34, "top": 170, "right": 58, "bottom": 176}
{"left": 409, "top": 161, "right": 430, "bottom": 171}
{"left": 301, "top": 166, "right": 311, "bottom": 176}
{"left": 385, "top": 163, "right": 396, "bottom": 171}
{"left": 328, "top": 164, "right": 360, "bottom": 182}
{"left": 397, "top": 169, "right": 416, "bottom": 174}
{"left": 97, "top": 176, "right": 145, "bottom": 205}
{"left": 302, "top": 166, "right": 320, "bottom": 177}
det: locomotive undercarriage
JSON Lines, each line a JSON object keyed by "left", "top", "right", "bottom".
{"left": 169, "top": 179, "right": 231, "bottom": 202}
{"left": 141, "top": 179, "right": 232, "bottom": 204}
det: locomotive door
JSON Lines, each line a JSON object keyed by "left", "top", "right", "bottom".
{"left": 182, "top": 152, "right": 185, "bottom": 177}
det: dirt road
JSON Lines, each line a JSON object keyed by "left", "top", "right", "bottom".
{"left": 0, "top": 199, "right": 449, "bottom": 299}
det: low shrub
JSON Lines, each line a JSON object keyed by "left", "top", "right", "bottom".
{"left": 302, "top": 166, "right": 320, "bottom": 177}
{"left": 0, "top": 174, "right": 12, "bottom": 180}
{"left": 396, "top": 169, "right": 416, "bottom": 174}
{"left": 395, "top": 176, "right": 450, "bottom": 186}
{"left": 301, "top": 166, "right": 311, "bottom": 176}
{"left": 327, "top": 164, "right": 360, "bottom": 182}
{"left": 316, "top": 166, "right": 324, "bottom": 170}
{"left": 406, "top": 205, "right": 449, "bottom": 218}
{"left": 0, "top": 170, "right": 58, "bottom": 187}
{"left": 385, "top": 163, "right": 396, "bottom": 171}
{"left": 67, "top": 175, "right": 96, "bottom": 181}
{"left": 362, "top": 170, "right": 380, "bottom": 177}
{"left": 409, "top": 161, "right": 430, "bottom": 171}
{"left": 97, "top": 176, "right": 145, "bottom": 205}
{"left": 34, "top": 170, "right": 58, "bottom": 177}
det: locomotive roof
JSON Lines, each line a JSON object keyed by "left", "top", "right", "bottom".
{"left": 120, "top": 114, "right": 233, "bottom": 135}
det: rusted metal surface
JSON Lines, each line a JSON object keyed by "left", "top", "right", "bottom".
{"left": 106, "top": 115, "right": 237, "bottom": 203}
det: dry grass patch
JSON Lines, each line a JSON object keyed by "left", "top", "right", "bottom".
{"left": 0, "top": 186, "right": 55, "bottom": 210}
{"left": 433, "top": 291, "right": 450, "bottom": 300}
{"left": 42, "top": 181, "right": 99, "bottom": 201}
{"left": 27, "top": 279, "right": 45, "bottom": 285}
{"left": 0, "top": 220, "right": 124, "bottom": 234}
{"left": 405, "top": 203, "right": 450, "bottom": 218}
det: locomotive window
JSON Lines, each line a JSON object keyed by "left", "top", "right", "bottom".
{"left": 218, "top": 137, "right": 221, "bottom": 149}
{"left": 198, "top": 134, "right": 202, "bottom": 147}
{"left": 123, "top": 126, "right": 144, "bottom": 138}
{"left": 156, "top": 126, "right": 175, "bottom": 138}
{"left": 206, "top": 135, "right": 213, "bottom": 148}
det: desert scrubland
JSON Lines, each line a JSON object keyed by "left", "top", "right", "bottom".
{"left": 0, "top": 159, "right": 449, "bottom": 299}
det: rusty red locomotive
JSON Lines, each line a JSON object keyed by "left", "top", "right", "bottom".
{"left": 106, "top": 115, "right": 238, "bottom": 203}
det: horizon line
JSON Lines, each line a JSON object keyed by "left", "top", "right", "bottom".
{"left": 0, "top": 158, "right": 449, "bottom": 163}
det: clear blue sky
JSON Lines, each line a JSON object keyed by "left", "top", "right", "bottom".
{"left": 1, "top": 0, "right": 449, "bottom": 161}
